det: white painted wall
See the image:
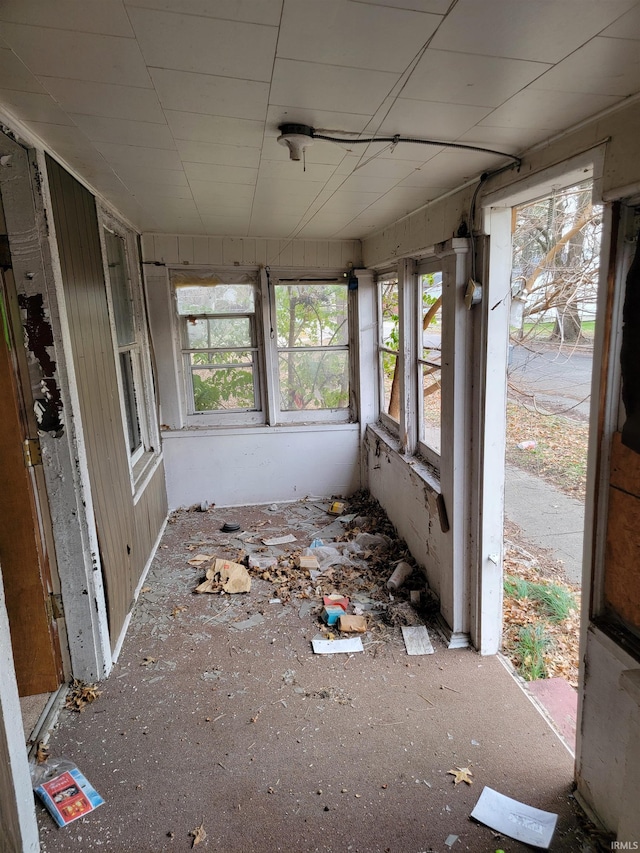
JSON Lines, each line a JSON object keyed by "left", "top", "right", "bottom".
{"left": 163, "top": 424, "right": 360, "bottom": 509}
{"left": 365, "top": 425, "right": 446, "bottom": 602}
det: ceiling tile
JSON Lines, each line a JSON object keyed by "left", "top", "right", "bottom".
{"left": 111, "top": 164, "right": 189, "bottom": 186}
{"left": 39, "top": 77, "right": 165, "bottom": 123}
{"left": 70, "top": 114, "right": 176, "bottom": 149}
{"left": 165, "top": 111, "right": 264, "bottom": 147}
{"left": 0, "top": 90, "right": 74, "bottom": 125}
{"left": 197, "top": 199, "right": 254, "bottom": 216}
{"left": 0, "top": 1, "right": 135, "bottom": 37}
{"left": 379, "top": 98, "right": 493, "bottom": 139}
{"left": 334, "top": 154, "right": 431, "bottom": 179}
{"left": 364, "top": 185, "right": 436, "bottom": 212}
{"left": 277, "top": 0, "right": 442, "bottom": 72}
{"left": 270, "top": 59, "right": 399, "bottom": 115}
{"left": 126, "top": 7, "right": 277, "bottom": 82}
{"left": 430, "top": 0, "right": 637, "bottom": 63}
{"left": 600, "top": 5, "right": 640, "bottom": 38}
{"left": 176, "top": 139, "right": 261, "bottom": 168}
{"left": 94, "top": 141, "right": 183, "bottom": 170}
{"left": 351, "top": 0, "right": 451, "bottom": 13}
{"left": 319, "top": 190, "right": 381, "bottom": 215}
{"left": 0, "top": 48, "right": 44, "bottom": 93}
{"left": 456, "top": 125, "right": 536, "bottom": 151}
{"left": 403, "top": 49, "right": 550, "bottom": 107}
{"left": 191, "top": 182, "right": 255, "bottom": 204}
{"left": 479, "top": 89, "right": 620, "bottom": 130}
{"left": 184, "top": 162, "right": 258, "bottom": 185}
{"left": 24, "top": 121, "right": 96, "bottom": 152}
{"left": 399, "top": 150, "right": 500, "bottom": 186}
{"left": 528, "top": 37, "right": 640, "bottom": 97}
{"left": 0, "top": 24, "right": 152, "bottom": 87}
{"left": 257, "top": 160, "right": 336, "bottom": 183}
{"left": 338, "top": 174, "right": 401, "bottom": 194}
{"left": 150, "top": 68, "right": 269, "bottom": 121}
{"left": 125, "top": 0, "right": 284, "bottom": 27}
{"left": 127, "top": 183, "right": 195, "bottom": 200}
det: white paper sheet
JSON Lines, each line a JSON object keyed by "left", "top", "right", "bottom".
{"left": 470, "top": 786, "right": 558, "bottom": 849}
{"left": 311, "top": 634, "right": 363, "bottom": 654}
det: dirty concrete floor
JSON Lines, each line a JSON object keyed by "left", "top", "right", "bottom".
{"left": 37, "top": 500, "right": 596, "bottom": 853}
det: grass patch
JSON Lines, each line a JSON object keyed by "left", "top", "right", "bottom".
{"left": 504, "top": 574, "right": 577, "bottom": 622}
{"left": 516, "top": 624, "right": 550, "bottom": 680}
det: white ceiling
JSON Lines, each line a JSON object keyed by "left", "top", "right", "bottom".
{"left": 1, "top": 0, "right": 640, "bottom": 240}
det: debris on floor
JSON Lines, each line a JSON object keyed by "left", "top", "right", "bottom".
{"left": 32, "top": 758, "right": 104, "bottom": 827}
{"left": 64, "top": 679, "right": 101, "bottom": 712}
{"left": 261, "top": 533, "right": 297, "bottom": 546}
{"left": 194, "top": 558, "right": 251, "bottom": 594}
{"left": 402, "top": 625, "right": 434, "bottom": 655}
{"left": 470, "top": 786, "right": 558, "bottom": 849}
{"left": 311, "top": 634, "right": 364, "bottom": 654}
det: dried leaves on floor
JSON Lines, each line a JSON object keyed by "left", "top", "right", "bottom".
{"left": 65, "top": 678, "right": 101, "bottom": 712}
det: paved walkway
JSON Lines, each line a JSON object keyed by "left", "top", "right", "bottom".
{"left": 504, "top": 464, "right": 585, "bottom": 585}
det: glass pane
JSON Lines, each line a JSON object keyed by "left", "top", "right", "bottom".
{"left": 421, "top": 272, "right": 442, "bottom": 450}
{"left": 380, "top": 278, "right": 398, "bottom": 349}
{"left": 177, "top": 284, "right": 254, "bottom": 315}
{"left": 120, "top": 351, "right": 142, "bottom": 454}
{"left": 189, "top": 350, "right": 254, "bottom": 367}
{"left": 381, "top": 350, "right": 398, "bottom": 421}
{"left": 186, "top": 317, "right": 252, "bottom": 349}
{"left": 275, "top": 283, "right": 348, "bottom": 348}
{"left": 105, "top": 231, "right": 135, "bottom": 346}
{"left": 278, "top": 351, "right": 349, "bottom": 410}
{"left": 422, "top": 364, "right": 441, "bottom": 453}
{"left": 191, "top": 366, "right": 256, "bottom": 411}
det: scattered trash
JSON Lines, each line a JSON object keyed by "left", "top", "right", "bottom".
{"left": 248, "top": 555, "right": 278, "bottom": 570}
{"left": 402, "top": 626, "right": 434, "bottom": 655}
{"left": 328, "top": 500, "right": 345, "bottom": 515}
{"left": 448, "top": 766, "right": 473, "bottom": 785}
{"left": 339, "top": 614, "right": 367, "bottom": 633}
{"left": 187, "top": 553, "right": 213, "bottom": 567}
{"left": 198, "top": 501, "right": 209, "bottom": 512}
{"left": 321, "top": 605, "right": 345, "bottom": 626}
{"left": 387, "top": 561, "right": 413, "bottom": 590}
{"left": 311, "top": 634, "right": 364, "bottom": 654}
{"left": 35, "top": 741, "right": 50, "bottom": 764}
{"left": 310, "top": 538, "right": 324, "bottom": 548}
{"left": 516, "top": 440, "right": 537, "bottom": 450}
{"left": 65, "top": 679, "right": 101, "bottom": 712}
{"left": 444, "top": 835, "right": 459, "bottom": 848}
{"left": 262, "top": 534, "right": 297, "bottom": 546}
{"left": 323, "top": 593, "right": 349, "bottom": 611}
{"left": 32, "top": 757, "right": 104, "bottom": 827}
{"left": 230, "top": 613, "right": 265, "bottom": 631}
{"left": 189, "top": 822, "right": 207, "bottom": 847}
{"left": 140, "top": 657, "right": 157, "bottom": 666}
{"left": 195, "top": 558, "right": 251, "bottom": 594}
{"left": 470, "top": 786, "right": 558, "bottom": 849}
{"left": 410, "top": 589, "right": 421, "bottom": 604}
{"left": 221, "top": 522, "right": 241, "bottom": 532}
{"left": 269, "top": 598, "right": 282, "bottom": 605}
{"left": 297, "top": 554, "right": 320, "bottom": 570}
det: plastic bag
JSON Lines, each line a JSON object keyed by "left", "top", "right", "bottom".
{"left": 31, "top": 757, "right": 104, "bottom": 827}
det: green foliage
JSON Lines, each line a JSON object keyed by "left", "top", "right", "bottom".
{"left": 516, "top": 625, "right": 550, "bottom": 681}
{"left": 504, "top": 574, "right": 578, "bottom": 623}
{"left": 192, "top": 366, "right": 254, "bottom": 411}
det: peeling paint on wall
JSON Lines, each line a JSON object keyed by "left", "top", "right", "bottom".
{"left": 17, "top": 292, "right": 63, "bottom": 435}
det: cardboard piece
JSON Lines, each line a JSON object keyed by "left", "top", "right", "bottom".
{"left": 311, "top": 634, "right": 363, "bottom": 654}
{"left": 195, "top": 558, "right": 251, "bottom": 594}
{"left": 339, "top": 614, "right": 367, "bottom": 633}
{"left": 401, "top": 625, "right": 434, "bottom": 655}
{"left": 470, "top": 786, "right": 558, "bottom": 849}
{"left": 262, "top": 534, "right": 297, "bottom": 546}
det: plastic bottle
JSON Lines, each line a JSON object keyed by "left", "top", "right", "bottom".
{"left": 386, "top": 561, "right": 413, "bottom": 590}
{"left": 516, "top": 440, "right": 537, "bottom": 450}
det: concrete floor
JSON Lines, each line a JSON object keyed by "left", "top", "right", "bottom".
{"left": 37, "top": 500, "right": 599, "bottom": 853}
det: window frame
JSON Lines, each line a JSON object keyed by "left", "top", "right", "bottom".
{"left": 377, "top": 269, "right": 400, "bottom": 436}
{"left": 416, "top": 258, "right": 444, "bottom": 466}
{"left": 98, "top": 212, "right": 159, "bottom": 487}
{"left": 173, "top": 270, "right": 265, "bottom": 427}
{"left": 268, "top": 273, "right": 352, "bottom": 425}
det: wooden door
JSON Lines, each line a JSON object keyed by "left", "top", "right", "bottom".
{"left": 0, "top": 269, "right": 63, "bottom": 695}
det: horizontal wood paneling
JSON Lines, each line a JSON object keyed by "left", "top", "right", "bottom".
{"left": 141, "top": 233, "right": 362, "bottom": 269}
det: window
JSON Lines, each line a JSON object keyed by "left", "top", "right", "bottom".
{"left": 378, "top": 274, "right": 399, "bottom": 427}
{"left": 104, "top": 229, "right": 149, "bottom": 464}
{"left": 418, "top": 269, "right": 443, "bottom": 455}
{"left": 274, "top": 281, "right": 349, "bottom": 415}
{"left": 176, "top": 276, "right": 261, "bottom": 419}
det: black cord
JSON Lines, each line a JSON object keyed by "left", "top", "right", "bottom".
{"left": 312, "top": 132, "right": 521, "bottom": 167}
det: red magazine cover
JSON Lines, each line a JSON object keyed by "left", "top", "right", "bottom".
{"left": 39, "top": 770, "right": 94, "bottom": 825}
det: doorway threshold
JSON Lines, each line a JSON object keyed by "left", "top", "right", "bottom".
{"left": 23, "top": 684, "right": 68, "bottom": 757}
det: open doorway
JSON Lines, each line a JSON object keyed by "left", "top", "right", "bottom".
{"left": 500, "top": 180, "right": 603, "bottom": 747}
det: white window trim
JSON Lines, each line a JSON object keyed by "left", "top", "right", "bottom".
{"left": 97, "top": 210, "right": 160, "bottom": 491}
{"left": 377, "top": 266, "right": 400, "bottom": 437}
{"left": 416, "top": 257, "right": 444, "bottom": 468}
